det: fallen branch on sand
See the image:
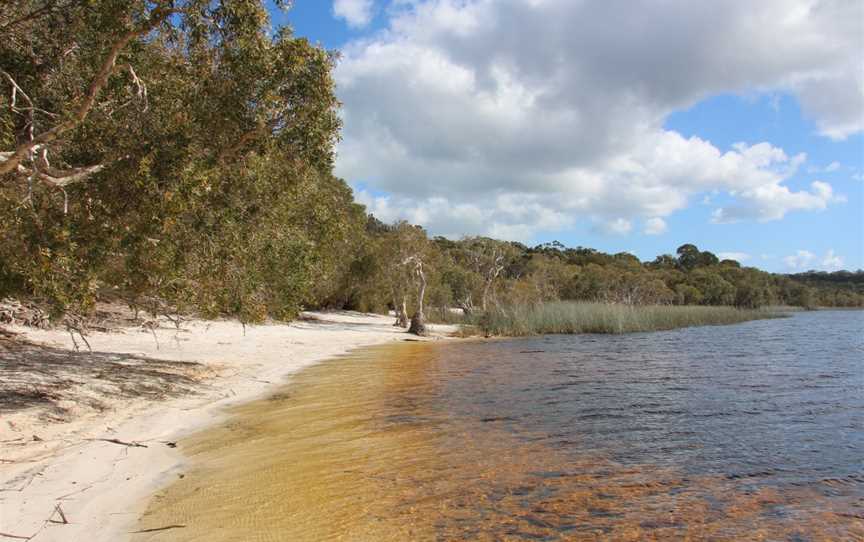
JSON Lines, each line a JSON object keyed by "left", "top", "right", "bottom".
{"left": 129, "top": 524, "right": 186, "bottom": 534}
{"left": 86, "top": 438, "right": 148, "bottom": 448}
{"left": 48, "top": 504, "right": 68, "bottom": 524}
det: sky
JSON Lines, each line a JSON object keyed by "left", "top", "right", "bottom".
{"left": 272, "top": 0, "right": 863, "bottom": 273}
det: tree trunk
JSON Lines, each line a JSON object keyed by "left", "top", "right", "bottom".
{"left": 481, "top": 279, "right": 492, "bottom": 311}
{"left": 408, "top": 266, "right": 428, "bottom": 336}
{"left": 394, "top": 297, "right": 409, "bottom": 328}
{"left": 408, "top": 311, "right": 427, "bottom": 336}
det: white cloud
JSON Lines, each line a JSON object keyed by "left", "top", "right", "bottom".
{"left": 784, "top": 250, "right": 817, "bottom": 270}
{"left": 643, "top": 217, "right": 667, "bottom": 235}
{"left": 822, "top": 249, "right": 844, "bottom": 270}
{"left": 718, "top": 252, "right": 751, "bottom": 262}
{"left": 711, "top": 180, "right": 843, "bottom": 223}
{"left": 782, "top": 249, "right": 845, "bottom": 271}
{"left": 335, "top": 0, "right": 860, "bottom": 239}
{"left": 598, "top": 218, "right": 633, "bottom": 236}
{"left": 333, "top": 0, "right": 374, "bottom": 28}
{"left": 355, "top": 189, "right": 574, "bottom": 242}
{"left": 811, "top": 160, "right": 843, "bottom": 173}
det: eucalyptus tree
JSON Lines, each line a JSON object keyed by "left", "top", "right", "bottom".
{"left": 0, "top": 0, "right": 352, "bottom": 320}
{"left": 378, "top": 221, "right": 430, "bottom": 330}
{"left": 457, "top": 237, "right": 519, "bottom": 311}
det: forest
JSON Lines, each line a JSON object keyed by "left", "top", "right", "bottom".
{"left": 1, "top": 1, "right": 861, "bottom": 334}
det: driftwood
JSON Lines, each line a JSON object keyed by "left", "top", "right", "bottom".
{"left": 0, "top": 502, "right": 70, "bottom": 540}
{"left": 0, "top": 532, "right": 31, "bottom": 540}
{"left": 86, "top": 438, "right": 148, "bottom": 448}
{"left": 129, "top": 525, "right": 186, "bottom": 534}
{"left": 48, "top": 504, "right": 68, "bottom": 525}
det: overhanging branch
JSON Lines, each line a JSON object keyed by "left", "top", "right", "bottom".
{"left": 0, "top": 6, "right": 173, "bottom": 177}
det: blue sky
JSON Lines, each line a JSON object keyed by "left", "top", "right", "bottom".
{"left": 273, "top": 1, "right": 863, "bottom": 272}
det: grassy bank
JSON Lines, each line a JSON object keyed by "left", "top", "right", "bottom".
{"left": 468, "top": 302, "right": 782, "bottom": 336}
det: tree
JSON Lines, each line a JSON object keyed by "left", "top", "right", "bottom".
{"left": 674, "top": 283, "right": 703, "bottom": 305}
{"left": 689, "top": 269, "right": 735, "bottom": 305}
{"left": 676, "top": 244, "right": 702, "bottom": 270}
{"left": 1, "top": 1, "right": 350, "bottom": 320}
{"left": 649, "top": 254, "right": 678, "bottom": 269}
{"left": 457, "top": 237, "right": 517, "bottom": 311}
{"left": 379, "top": 222, "right": 429, "bottom": 328}
{"left": 403, "top": 255, "right": 428, "bottom": 336}
{"left": 436, "top": 262, "right": 479, "bottom": 315}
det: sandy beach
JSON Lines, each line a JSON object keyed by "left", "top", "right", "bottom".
{"left": 0, "top": 311, "right": 454, "bottom": 542}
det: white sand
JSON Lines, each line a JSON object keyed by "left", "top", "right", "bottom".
{"left": 0, "top": 311, "right": 455, "bottom": 541}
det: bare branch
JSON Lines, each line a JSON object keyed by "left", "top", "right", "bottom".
{"left": 116, "top": 63, "right": 148, "bottom": 111}
{"left": 38, "top": 164, "right": 107, "bottom": 188}
{"left": 1, "top": 71, "right": 58, "bottom": 119}
{"left": 1, "top": 70, "right": 33, "bottom": 112}
{"left": 0, "top": 151, "right": 107, "bottom": 188}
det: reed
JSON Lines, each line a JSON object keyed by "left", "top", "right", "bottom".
{"left": 469, "top": 302, "right": 781, "bottom": 336}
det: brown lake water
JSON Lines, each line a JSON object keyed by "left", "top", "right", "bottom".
{"left": 138, "top": 311, "right": 864, "bottom": 541}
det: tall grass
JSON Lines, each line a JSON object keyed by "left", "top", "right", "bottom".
{"left": 468, "top": 302, "right": 781, "bottom": 336}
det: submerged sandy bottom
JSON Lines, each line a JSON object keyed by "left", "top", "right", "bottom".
{"left": 138, "top": 341, "right": 863, "bottom": 541}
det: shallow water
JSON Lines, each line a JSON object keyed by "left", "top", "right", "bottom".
{"left": 139, "top": 311, "right": 864, "bottom": 541}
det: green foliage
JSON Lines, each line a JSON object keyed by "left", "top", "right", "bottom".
{"left": 1, "top": 1, "right": 359, "bottom": 321}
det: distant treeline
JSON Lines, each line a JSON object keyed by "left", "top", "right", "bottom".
{"left": 325, "top": 222, "right": 863, "bottom": 324}
{"left": 1, "top": 2, "right": 860, "bottom": 324}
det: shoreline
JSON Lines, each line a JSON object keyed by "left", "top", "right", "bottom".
{"left": 0, "top": 311, "right": 455, "bottom": 542}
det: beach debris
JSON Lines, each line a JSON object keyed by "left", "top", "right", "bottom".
{"left": 129, "top": 524, "right": 186, "bottom": 534}
{"left": 86, "top": 438, "right": 148, "bottom": 448}
{"left": 0, "top": 531, "right": 32, "bottom": 540}
{"left": 48, "top": 504, "right": 68, "bottom": 525}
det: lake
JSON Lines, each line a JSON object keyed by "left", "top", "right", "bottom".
{"left": 139, "top": 311, "right": 864, "bottom": 540}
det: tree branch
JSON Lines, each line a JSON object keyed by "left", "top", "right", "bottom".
{"left": 1, "top": 150, "right": 108, "bottom": 188}
{"left": 0, "top": 6, "right": 173, "bottom": 176}
{"left": 0, "top": 1, "right": 93, "bottom": 31}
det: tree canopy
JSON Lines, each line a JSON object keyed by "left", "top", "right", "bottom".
{"left": 1, "top": 0, "right": 359, "bottom": 320}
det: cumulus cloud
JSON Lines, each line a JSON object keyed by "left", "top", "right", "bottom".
{"left": 783, "top": 249, "right": 845, "bottom": 271}
{"left": 784, "top": 250, "right": 817, "bottom": 270}
{"left": 335, "top": 0, "right": 860, "bottom": 239}
{"left": 355, "top": 189, "right": 573, "bottom": 242}
{"left": 643, "top": 217, "right": 668, "bottom": 235}
{"left": 333, "top": 0, "right": 374, "bottom": 28}
{"left": 718, "top": 252, "right": 751, "bottom": 262}
{"left": 711, "top": 180, "right": 842, "bottom": 223}
{"left": 822, "top": 249, "right": 844, "bottom": 270}
{"left": 598, "top": 218, "right": 633, "bottom": 236}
